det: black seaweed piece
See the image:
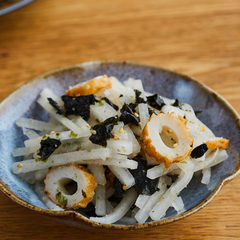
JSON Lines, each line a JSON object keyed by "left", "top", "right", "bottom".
{"left": 146, "top": 94, "right": 165, "bottom": 110}
{"left": 113, "top": 177, "right": 126, "bottom": 197}
{"left": 172, "top": 99, "right": 182, "bottom": 109}
{"left": 191, "top": 143, "right": 208, "bottom": 158}
{"left": 194, "top": 110, "right": 203, "bottom": 116}
{"left": 119, "top": 103, "right": 139, "bottom": 125}
{"left": 37, "top": 137, "right": 61, "bottom": 160}
{"left": 61, "top": 95, "right": 97, "bottom": 121}
{"left": 148, "top": 107, "right": 157, "bottom": 116}
{"left": 134, "top": 89, "right": 147, "bottom": 104}
{"left": 89, "top": 116, "right": 118, "bottom": 147}
{"left": 101, "top": 97, "right": 119, "bottom": 111}
{"left": 113, "top": 157, "right": 159, "bottom": 196}
{"left": 47, "top": 98, "right": 65, "bottom": 115}
{"left": 130, "top": 158, "right": 159, "bottom": 195}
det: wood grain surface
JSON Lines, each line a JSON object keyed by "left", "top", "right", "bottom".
{"left": 0, "top": 0, "right": 240, "bottom": 239}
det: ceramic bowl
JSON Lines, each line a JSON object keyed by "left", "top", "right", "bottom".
{"left": 0, "top": 0, "right": 34, "bottom": 16}
{"left": 0, "top": 60, "right": 240, "bottom": 231}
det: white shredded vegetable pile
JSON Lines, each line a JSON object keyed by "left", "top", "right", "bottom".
{"left": 12, "top": 75, "right": 229, "bottom": 224}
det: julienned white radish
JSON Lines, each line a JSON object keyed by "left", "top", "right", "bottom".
{"left": 12, "top": 75, "right": 229, "bottom": 224}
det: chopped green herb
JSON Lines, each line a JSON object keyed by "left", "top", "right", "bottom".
{"left": 55, "top": 192, "right": 67, "bottom": 208}
{"left": 35, "top": 157, "right": 47, "bottom": 162}
{"left": 69, "top": 131, "right": 78, "bottom": 138}
{"left": 82, "top": 190, "right": 87, "bottom": 198}
{"left": 42, "top": 135, "right": 48, "bottom": 140}
{"left": 98, "top": 100, "right": 104, "bottom": 106}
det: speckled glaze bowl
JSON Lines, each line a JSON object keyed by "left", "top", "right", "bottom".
{"left": 0, "top": 61, "right": 240, "bottom": 231}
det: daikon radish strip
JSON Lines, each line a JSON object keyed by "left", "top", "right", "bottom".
{"left": 134, "top": 185, "right": 167, "bottom": 223}
{"left": 40, "top": 88, "right": 64, "bottom": 107}
{"left": 22, "top": 127, "right": 39, "bottom": 139}
{"left": 150, "top": 171, "right": 193, "bottom": 220}
{"left": 107, "top": 139, "right": 133, "bottom": 155}
{"left": 90, "top": 100, "right": 118, "bottom": 122}
{"left": 197, "top": 118, "right": 215, "bottom": 137}
{"left": 187, "top": 124, "right": 210, "bottom": 143}
{"left": 18, "top": 172, "right": 35, "bottom": 184}
{"left": 135, "top": 194, "right": 149, "bottom": 209}
{"left": 35, "top": 181, "right": 64, "bottom": 211}
{"left": 106, "top": 187, "right": 115, "bottom": 199}
{"left": 172, "top": 196, "right": 184, "bottom": 212}
{"left": 16, "top": 118, "right": 66, "bottom": 132}
{"left": 37, "top": 96, "right": 89, "bottom": 136}
{"left": 123, "top": 125, "right": 141, "bottom": 156}
{"left": 35, "top": 169, "right": 49, "bottom": 181}
{"left": 13, "top": 148, "right": 111, "bottom": 174}
{"left": 85, "top": 158, "right": 138, "bottom": 169}
{"left": 106, "top": 200, "right": 114, "bottom": 214}
{"left": 12, "top": 147, "right": 32, "bottom": 157}
{"left": 192, "top": 149, "right": 219, "bottom": 172}
{"left": 88, "top": 164, "right": 106, "bottom": 185}
{"left": 40, "top": 88, "right": 92, "bottom": 131}
{"left": 109, "top": 77, "right": 135, "bottom": 98}
{"left": 95, "top": 185, "right": 107, "bottom": 216}
{"left": 181, "top": 103, "right": 198, "bottom": 127}
{"left": 68, "top": 115, "right": 91, "bottom": 129}
{"left": 90, "top": 188, "right": 138, "bottom": 224}
{"left": 161, "top": 105, "right": 185, "bottom": 118}
{"left": 176, "top": 158, "right": 194, "bottom": 173}
{"left": 127, "top": 78, "right": 147, "bottom": 100}
{"left": 24, "top": 130, "right": 85, "bottom": 151}
{"left": 48, "top": 116, "right": 59, "bottom": 125}
{"left": 158, "top": 175, "right": 172, "bottom": 188}
{"left": 111, "top": 122, "right": 129, "bottom": 141}
{"left": 147, "top": 163, "right": 178, "bottom": 179}
{"left": 108, "top": 166, "right": 135, "bottom": 189}
{"left": 204, "top": 149, "right": 228, "bottom": 169}
{"left": 118, "top": 95, "right": 135, "bottom": 106}
{"left": 145, "top": 154, "right": 159, "bottom": 166}
{"left": 129, "top": 124, "right": 142, "bottom": 137}
{"left": 138, "top": 103, "right": 150, "bottom": 130}
{"left": 201, "top": 168, "right": 211, "bottom": 185}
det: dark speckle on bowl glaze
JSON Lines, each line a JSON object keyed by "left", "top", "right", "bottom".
{"left": 0, "top": 60, "right": 240, "bottom": 231}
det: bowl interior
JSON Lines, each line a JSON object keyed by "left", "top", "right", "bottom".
{"left": 0, "top": 61, "right": 239, "bottom": 228}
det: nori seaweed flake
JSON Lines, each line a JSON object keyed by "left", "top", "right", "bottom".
{"left": 37, "top": 137, "right": 62, "bottom": 160}
{"left": 130, "top": 157, "right": 159, "bottom": 195}
{"left": 113, "top": 156, "right": 159, "bottom": 196}
{"left": 134, "top": 89, "right": 147, "bottom": 104}
{"left": 89, "top": 116, "right": 118, "bottom": 147}
{"left": 119, "top": 103, "right": 139, "bottom": 125}
{"left": 146, "top": 94, "right": 165, "bottom": 110}
{"left": 47, "top": 98, "right": 65, "bottom": 115}
{"left": 101, "top": 97, "right": 119, "bottom": 111}
{"left": 194, "top": 109, "right": 203, "bottom": 116}
{"left": 61, "top": 94, "right": 98, "bottom": 121}
{"left": 172, "top": 99, "right": 182, "bottom": 109}
{"left": 191, "top": 143, "right": 208, "bottom": 158}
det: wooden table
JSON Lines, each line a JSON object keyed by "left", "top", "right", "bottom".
{"left": 0, "top": 0, "right": 240, "bottom": 239}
